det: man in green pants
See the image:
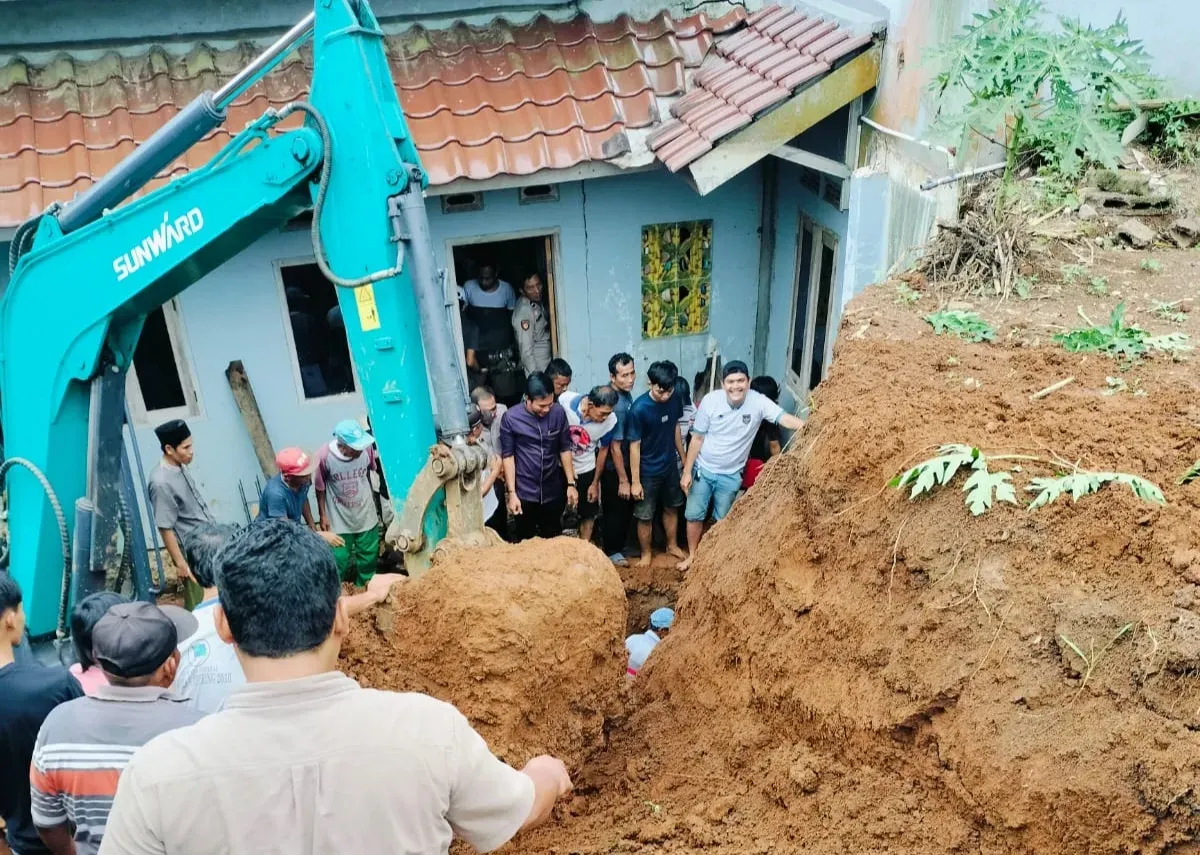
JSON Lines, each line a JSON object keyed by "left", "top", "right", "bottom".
{"left": 315, "top": 420, "right": 382, "bottom": 586}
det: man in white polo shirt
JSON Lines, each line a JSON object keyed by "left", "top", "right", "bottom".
{"left": 678, "top": 360, "right": 804, "bottom": 570}
{"left": 100, "top": 520, "right": 570, "bottom": 855}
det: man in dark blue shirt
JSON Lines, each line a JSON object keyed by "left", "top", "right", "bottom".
{"left": 257, "top": 448, "right": 343, "bottom": 548}
{"left": 626, "top": 360, "right": 686, "bottom": 568}
{"left": 600, "top": 353, "right": 636, "bottom": 565}
{"left": 0, "top": 573, "right": 82, "bottom": 855}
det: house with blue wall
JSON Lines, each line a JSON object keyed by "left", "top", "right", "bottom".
{"left": 2, "top": 0, "right": 1192, "bottom": 527}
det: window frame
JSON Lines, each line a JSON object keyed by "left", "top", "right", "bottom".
{"left": 125, "top": 297, "right": 202, "bottom": 426}
{"left": 272, "top": 256, "right": 363, "bottom": 406}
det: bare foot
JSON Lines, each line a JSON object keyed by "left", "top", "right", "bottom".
{"left": 676, "top": 555, "right": 693, "bottom": 571}
{"left": 635, "top": 553, "right": 653, "bottom": 568}
{"left": 667, "top": 544, "right": 686, "bottom": 560}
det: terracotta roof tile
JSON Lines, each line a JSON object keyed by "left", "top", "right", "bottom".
{"left": 646, "top": 118, "right": 688, "bottom": 151}
{"left": 0, "top": 7, "right": 745, "bottom": 227}
{"left": 653, "top": 5, "right": 876, "bottom": 174}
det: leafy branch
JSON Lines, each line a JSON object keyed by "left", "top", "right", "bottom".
{"left": 891, "top": 446, "right": 1167, "bottom": 515}
{"left": 1181, "top": 461, "right": 1200, "bottom": 485}
{"left": 889, "top": 444, "right": 1020, "bottom": 516}
{"left": 1027, "top": 471, "right": 1165, "bottom": 509}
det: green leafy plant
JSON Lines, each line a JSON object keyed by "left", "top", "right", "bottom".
{"left": 1026, "top": 470, "right": 1165, "bottom": 508}
{"left": 1015, "top": 275, "right": 1036, "bottom": 300}
{"left": 1180, "top": 461, "right": 1200, "bottom": 485}
{"left": 931, "top": 0, "right": 1156, "bottom": 179}
{"left": 1150, "top": 300, "right": 1187, "bottom": 324}
{"left": 1061, "top": 263, "right": 1088, "bottom": 284}
{"left": 890, "top": 444, "right": 1019, "bottom": 516}
{"left": 1054, "top": 303, "right": 1191, "bottom": 358}
{"left": 1144, "top": 99, "right": 1200, "bottom": 165}
{"left": 925, "top": 310, "right": 996, "bottom": 343}
{"left": 895, "top": 283, "right": 921, "bottom": 305}
{"left": 1102, "top": 376, "right": 1145, "bottom": 397}
{"left": 1140, "top": 258, "right": 1163, "bottom": 273}
{"left": 1086, "top": 276, "right": 1109, "bottom": 296}
{"left": 1060, "top": 623, "right": 1134, "bottom": 690}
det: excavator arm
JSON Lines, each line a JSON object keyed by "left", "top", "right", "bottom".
{"left": 0, "top": 0, "right": 488, "bottom": 639}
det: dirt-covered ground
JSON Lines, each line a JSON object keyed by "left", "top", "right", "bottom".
{"left": 342, "top": 218, "right": 1200, "bottom": 854}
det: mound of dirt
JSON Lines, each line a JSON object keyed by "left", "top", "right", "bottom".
{"left": 339, "top": 538, "right": 627, "bottom": 768}
{"left": 518, "top": 280, "right": 1200, "bottom": 854}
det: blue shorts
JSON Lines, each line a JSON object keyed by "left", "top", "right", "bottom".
{"left": 685, "top": 464, "right": 741, "bottom": 522}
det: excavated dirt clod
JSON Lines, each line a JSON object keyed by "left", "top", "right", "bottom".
{"left": 339, "top": 538, "right": 627, "bottom": 769}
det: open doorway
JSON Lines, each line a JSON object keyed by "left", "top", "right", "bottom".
{"left": 449, "top": 233, "right": 561, "bottom": 405}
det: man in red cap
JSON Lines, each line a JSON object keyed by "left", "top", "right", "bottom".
{"left": 257, "top": 448, "right": 343, "bottom": 547}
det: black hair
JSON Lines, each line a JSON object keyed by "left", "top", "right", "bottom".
{"left": 722, "top": 360, "right": 750, "bottom": 381}
{"left": 694, "top": 370, "right": 710, "bottom": 396}
{"left": 525, "top": 371, "right": 554, "bottom": 401}
{"left": 70, "top": 591, "right": 129, "bottom": 671}
{"left": 647, "top": 360, "right": 679, "bottom": 389}
{"left": 467, "top": 403, "right": 483, "bottom": 428}
{"left": 608, "top": 352, "right": 634, "bottom": 376}
{"left": 673, "top": 375, "right": 692, "bottom": 403}
{"left": 216, "top": 519, "right": 341, "bottom": 658}
{"left": 588, "top": 385, "right": 619, "bottom": 409}
{"left": 750, "top": 375, "right": 780, "bottom": 402}
{"left": 546, "top": 358, "right": 573, "bottom": 381}
{"left": 0, "top": 572, "right": 22, "bottom": 615}
{"left": 470, "top": 386, "right": 495, "bottom": 404}
{"left": 181, "top": 522, "right": 240, "bottom": 589}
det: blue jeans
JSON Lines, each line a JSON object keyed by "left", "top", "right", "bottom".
{"left": 685, "top": 465, "right": 741, "bottom": 522}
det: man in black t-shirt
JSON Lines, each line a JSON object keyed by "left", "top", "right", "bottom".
{"left": 0, "top": 573, "right": 82, "bottom": 855}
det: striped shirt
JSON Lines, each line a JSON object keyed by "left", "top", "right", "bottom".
{"left": 30, "top": 685, "right": 204, "bottom": 854}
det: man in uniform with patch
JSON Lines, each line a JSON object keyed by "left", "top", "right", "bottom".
{"left": 512, "top": 272, "right": 552, "bottom": 376}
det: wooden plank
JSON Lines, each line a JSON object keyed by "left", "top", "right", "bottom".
{"left": 770, "top": 144, "right": 852, "bottom": 179}
{"left": 225, "top": 360, "right": 277, "bottom": 478}
{"left": 689, "top": 44, "right": 882, "bottom": 196}
{"left": 544, "top": 234, "right": 561, "bottom": 356}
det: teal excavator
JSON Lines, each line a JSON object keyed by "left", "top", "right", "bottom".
{"left": 0, "top": 0, "right": 494, "bottom": 644}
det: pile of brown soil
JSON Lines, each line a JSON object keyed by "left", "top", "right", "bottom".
{"left": 339, "top": 538, "right": 627, "bottom": 768}
{"left": 516, "top": 275, "right": 1200, "bottom": 854}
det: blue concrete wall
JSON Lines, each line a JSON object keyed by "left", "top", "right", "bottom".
{"left": 121, "top": 166, "right": 765, "bottom": 527}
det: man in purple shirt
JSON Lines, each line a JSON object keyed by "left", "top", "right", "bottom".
{"left": 500, "top": 372, "right": 578, "bottom": 541}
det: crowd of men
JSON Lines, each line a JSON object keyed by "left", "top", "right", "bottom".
{"left": 476, "top": 352, "right": 804, "bottom": 569}
{"left": 0, "top": 519, "right": 572, "bottom": 855}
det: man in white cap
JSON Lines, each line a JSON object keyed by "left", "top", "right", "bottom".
{"left": 316, "top": 420, "right": 381, "bottom": 586}
{"left": 625, "top": 607, "right": 674, "bottom": 677}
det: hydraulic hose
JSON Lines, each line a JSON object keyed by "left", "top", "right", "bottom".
{"left": 276, "top": 101, "right": 405, "bottom": 289}
{"left": 8, "top": 215, "right": 42, "bottom": 274}
{"left": 0, "top": 458, "right": 72, "bottom": 639}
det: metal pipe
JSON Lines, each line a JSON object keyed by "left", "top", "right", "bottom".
{"left": 860, "top": 116, "right": 956, "bottom": 162}
{"left": 214, "top": 12, "right": 315, "bottom": 109}
{"left": 71, "top": 498, "right": 95, "bottom": 604}
{"left": 396, "top": 178, "right": 470, "bottom": 439}
{"left": 920, "top": 161, "right": 1006, "bottom": 191}
{"left": 56, "top": 10, "right": 315, "bottom": 235}
{"left": 56, "top": 94, "right": 226, "bottom": 234}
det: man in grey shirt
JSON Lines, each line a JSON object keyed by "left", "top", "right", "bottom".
{"left": 147, "top": 420, "right": 213, "bottom": 610}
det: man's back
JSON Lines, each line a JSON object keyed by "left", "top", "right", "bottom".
{"left": 99, "top": 673, "right": 534, "bottom": 855}
{"left": 31, "top": 687, "right": 204, "bottom": 855}
{"left": 0, "top": 663, "right": 82, "bottom": 855}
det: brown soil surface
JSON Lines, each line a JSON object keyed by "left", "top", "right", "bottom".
{"left": 341, "top": 243, "right": 1200, "bottom": 854}
{"left": 339, "top": 537, "right": 627, "bottom": 769}
{"left": 514, "top": 250, "right": 1200, "bottom": 854}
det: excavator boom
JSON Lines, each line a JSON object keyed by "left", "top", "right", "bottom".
{"left": 0, "top": 0, "right": 484, "bottom": 639}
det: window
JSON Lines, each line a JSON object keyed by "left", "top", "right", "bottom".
{"left": 641, "top": 220, "right": 713, "bottom": 339}
{"left": 126, "top": 299, "right": 200, "bottom": 424}
{"left": 786, "top": 218, "right": 840, "bottom": 395}
{"left": 519, "top": 184, "right": 559, "bottom": 204}
{"left": 441, "top": 192, "right": 483, "bottom": 214}
{"left": 278, "top": 262, "right": 356, "bottom": 400}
